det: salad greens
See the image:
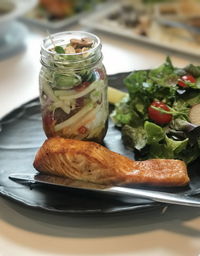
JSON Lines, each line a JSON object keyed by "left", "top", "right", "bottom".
{"left": 111, "top": 57, "right": 200, "bottom": 163}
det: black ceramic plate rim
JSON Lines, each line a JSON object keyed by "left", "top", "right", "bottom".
{"left": 0, "top": 72, "right": 197, "bottom": 215}
{"left": 0, "top": 186, "right": 161, "bottom": 215}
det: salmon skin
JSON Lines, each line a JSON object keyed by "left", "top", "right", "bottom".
{"left": 33, "top": 137, "right": 189, "bottom": 187}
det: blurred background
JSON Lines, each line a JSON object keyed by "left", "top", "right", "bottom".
{"left": 0, "top": 0, "right": 200, "bottom": 117}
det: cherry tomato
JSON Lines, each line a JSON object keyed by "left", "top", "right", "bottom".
{"left": 78, "top": 126, "right": 88, "bottom": 134}
{"left": 74, "top": 81, "right": 90, "bottom": 92}
{"left": 178, "top": 75, "right": 196, "bottom": 87}
{"left": 148, "top": 101, "right": 172, "bottom": 125}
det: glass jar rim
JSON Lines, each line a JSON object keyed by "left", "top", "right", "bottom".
{"left": 41, "top": 30, "right": 101, "bottom": 57}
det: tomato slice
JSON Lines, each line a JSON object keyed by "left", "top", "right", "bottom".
{"left": 178, "top": 75, "right": 196, "bottom": 87}
{"left": 74, "top": 81, "right": 90, "bottom": 92}
{"left": 78, "top": 126, "right": 88, "bottom": 134}
{"left": 148, "top": 101, "right": 172, "bottom": 125}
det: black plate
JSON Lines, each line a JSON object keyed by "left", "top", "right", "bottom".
{"left": 0, "top": 73, "right": 200, "bottom": 215}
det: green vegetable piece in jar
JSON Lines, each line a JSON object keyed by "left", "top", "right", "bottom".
{"left": 53, "top": 74, "right": 81, "bottom": 89}
{"left": 55, "top": 46, "right": 65, "bottom": 54}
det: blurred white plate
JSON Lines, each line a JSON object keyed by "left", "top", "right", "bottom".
{"left": 154, "top": 1, "right": 200, "bottom": 21}
{"left": 80, "top": 2, "right": 200, "bottom": 58}
{"left": 21, "top": 2, "right": 107, "bottom": 30}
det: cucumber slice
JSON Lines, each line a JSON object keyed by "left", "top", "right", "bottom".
{"left": 43, "top": 82, "right": 58, "bottom": 101}
{"left": 54, "top": 103, "right": 94, "bottom": 131}
{"left": 53, "top": 74, "right": 81, "bottom": 89}
{"left": 55, "top": 80, "right": 105, "bottom": 100}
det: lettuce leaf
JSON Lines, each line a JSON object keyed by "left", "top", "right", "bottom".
{"left": 149, "top": 143, "right": 174, "bottom": 159}
{"left": 148, "top": 56, "right": 178, "bottom": 87}
{"left": 144, "top": 121, "right": 165, "bottom": 144}
{"left": 122, "top": 125, "right": 147, "bottom": 151}
{"left": 110, "top": 97, "right": 142, "bottom": 127}
{"left": 185, "top": 64, "right": 200, "bottom": 77}
{"left": 165, "top": 135, "right": 188, "bottom": 154}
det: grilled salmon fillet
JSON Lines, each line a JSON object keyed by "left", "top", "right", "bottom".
{"left": 33, "top": 137, "right": 190, "bottom": 187}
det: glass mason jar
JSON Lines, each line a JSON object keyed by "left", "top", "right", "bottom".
{"left": 39, "top": 31, "right": 108, "bottom": 143}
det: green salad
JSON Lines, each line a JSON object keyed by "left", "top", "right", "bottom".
{"left": 111, "top": 57, "right": 200, "bottom": 163}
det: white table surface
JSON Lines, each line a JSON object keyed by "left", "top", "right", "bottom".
{"left": 0, "top": 21, "right": 200, "bottom": 256}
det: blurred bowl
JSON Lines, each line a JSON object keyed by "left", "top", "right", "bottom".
{"left": 0, "top": 0, "right": 37, "bottom": 39}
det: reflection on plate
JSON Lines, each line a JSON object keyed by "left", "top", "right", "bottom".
{"left": 0, "top": 21, "right": 28, "bottom": 59}
{"left": 0, "top": 73, "right": 200, "bottom": 215}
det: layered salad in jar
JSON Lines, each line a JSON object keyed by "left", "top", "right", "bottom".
{"left": 39, "top": 32, "right": 108, "bottom": 143}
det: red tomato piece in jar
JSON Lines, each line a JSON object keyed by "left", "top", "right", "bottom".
{"left": 74, "top": 81, "right": 90, "bottom": 92}
{"left": 148, "top": 101, "right": 172, "bottom": 125}
{"left": 178, "top": 75, "right": 196, "bottom": 87}
{"left": 78, "top": 126, "right": 88, "bottom": 134}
